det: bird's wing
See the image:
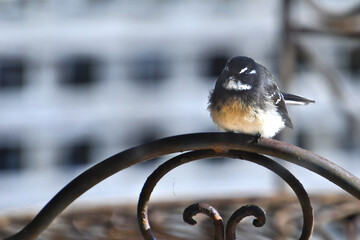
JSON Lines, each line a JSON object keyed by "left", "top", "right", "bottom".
{"left": 281, "top": 93, "right": 315, "bottom": 105}
{"left": 260, "top": 65, "right": 293, "bottom": 129}
{"left": 270, "top": 91, "right": 293, "bottom": 129}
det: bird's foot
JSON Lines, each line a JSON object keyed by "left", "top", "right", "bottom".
{"left": 250, "top": 133, "right": 261, "bottom": 143}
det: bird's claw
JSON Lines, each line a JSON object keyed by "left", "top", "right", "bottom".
{"left": 251, "top": 133, "right": 261, "bottom": 143}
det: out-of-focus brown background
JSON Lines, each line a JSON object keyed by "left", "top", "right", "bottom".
{"left": 0, "top": 0, "right": 359, "bottom": 239}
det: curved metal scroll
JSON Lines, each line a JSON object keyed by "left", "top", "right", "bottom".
{"left": 183, "top": 203, "right": 224, "bottom": 240}
{"left": 137, "top": 150, "right": 313, "bottom": 240}
{"left": 183, "top": 203, "right": 266, "bottom": 240}
{"left": 4, "top": 133, "right": 360, "bottom": 240}
{"left": 225, "top": 204, "right": 266, "bottom": 240}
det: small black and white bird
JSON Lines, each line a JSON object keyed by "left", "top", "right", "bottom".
{"left": 208, "top": 56, "right": 314, "bottom": 138}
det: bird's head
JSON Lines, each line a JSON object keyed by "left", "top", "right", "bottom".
{"left": 216, "top": 56, "right": 259, "bottom": 92}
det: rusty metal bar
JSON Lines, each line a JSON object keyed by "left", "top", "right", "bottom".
{"left": 226, "top": 150, "right": 314, "bottom": 240}
{"left": 138, "top": 150, "right": 222, "bottom": 240}
{"left": 4, "top": 133, "right": 360, "bottom": 240}
{"left": 137, "top": 149, "right": 313, "bottom": 240}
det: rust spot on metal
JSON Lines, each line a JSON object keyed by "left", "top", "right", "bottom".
{"left": 212, "top": 146, "right": 228, "bottom": 154}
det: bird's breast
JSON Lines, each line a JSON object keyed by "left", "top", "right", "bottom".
{"left": 210, "top": 98, "right": 258, "bottom": 130}
{"left": 210, "top": 97, "right": 284, "bottom": 137}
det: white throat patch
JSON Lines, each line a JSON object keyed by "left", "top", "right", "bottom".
{"left": 224, "top": 79, "right": 252, "bottom": 91}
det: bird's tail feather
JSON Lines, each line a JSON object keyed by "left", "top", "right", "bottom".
{"left": 282, "top": 93, "right": 315, "bottom": 105}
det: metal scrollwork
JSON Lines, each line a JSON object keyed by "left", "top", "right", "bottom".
{"left": 137, "top": 149, "right": 314, "bottom": 240}
{"left": 225, "top": 204, "right": 266, "bottom": 240}
{"left": 183, "top": 203, "right": 266, "bottom": 240}
{"left": 3, "top": 133, "right": 360, "bottom": 240}
{"left": 183, "top": 203, "right": 224, "bottom": 240}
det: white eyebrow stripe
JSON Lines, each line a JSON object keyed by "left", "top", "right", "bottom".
{"left": 239, "top": 67, "right": 248, "bottom": 74}
{"left": 249, "top": 69, "right": 256, "bottom": 74}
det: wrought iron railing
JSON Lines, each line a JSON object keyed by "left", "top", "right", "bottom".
{"left": 3, "top": 133, "right": 360, "bottom": 240}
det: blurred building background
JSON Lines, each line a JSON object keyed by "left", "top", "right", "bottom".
{"left": 0, "top": 0, "right": 359, "bottom": 217}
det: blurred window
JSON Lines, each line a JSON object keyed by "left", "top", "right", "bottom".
{"left": 0, "top": 143, "right": 22, "bottom": 171}
{"left": 341, "top": 114, "right": 356, "bottom": 150}
{"left": 202, "top": 53, "right": 230, "bottom": 78}
{"left": 295, "top": 48, "right": 308, "bottom": 72}
{"left": 59, "top": 56, "right": 97, "bottom": 86}
{"left": 87, "top": 0, "right": 114, "bottom": 6}
{"left": 0, "top": 57, "right": 25, "bottom": 89}
{"left": 129, "top": 53, "right": 169, "bottom": 85}
{"left": 348, "top": 46, "right": 360, "bottom": 76}
{"left": 65, "top": 139, "right": 93, "bottom": 166}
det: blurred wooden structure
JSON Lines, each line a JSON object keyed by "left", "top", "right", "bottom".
{"left": 1, "top": 194, "right": 359, "bottom": 240}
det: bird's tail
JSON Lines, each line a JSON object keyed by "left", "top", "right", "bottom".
{"left": 282, "top": 93, "right": 315, "bottom": 105}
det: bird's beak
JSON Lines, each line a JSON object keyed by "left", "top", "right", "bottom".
{"left": 224, "top": 76, "right": 236, "bottom": 87}
{"left": 223, "top": 76, "right": 237, "bottom": 87}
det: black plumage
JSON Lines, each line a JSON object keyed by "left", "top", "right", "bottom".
{"left": 208, "top": 56, "right": 314, "bottom": 138}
